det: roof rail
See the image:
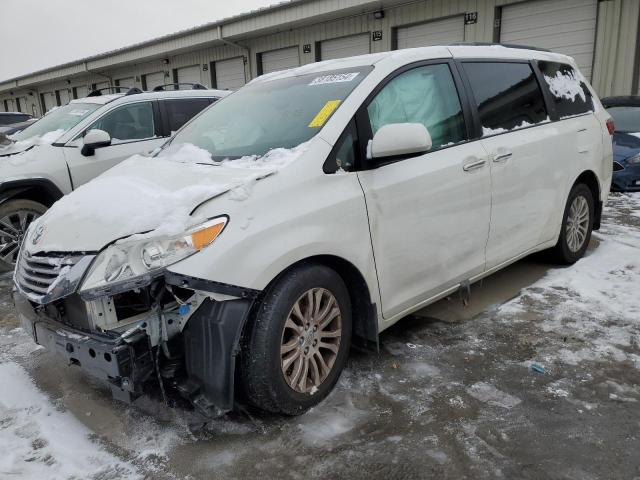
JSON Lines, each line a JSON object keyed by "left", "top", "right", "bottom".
{"left": 448, "top": 42, "right": 551, "bottom": 53}
{"left": 87, "top": 86, "right": 143, "bottom": 97}
{"left": 152, "top": 83, "right": 208, "bottom": 92}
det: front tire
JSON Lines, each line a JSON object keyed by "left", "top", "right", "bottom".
{"left": 0, "top": 199, "right": 47, "bottom": 271}
{"left": 240, "top": 264, "right": 352, "bottom": 415}
{"left": 549, "top": 183, "right": 594, "bottom": 264}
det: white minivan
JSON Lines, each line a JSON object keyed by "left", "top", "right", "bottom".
{"left": 13, "top": 45, "right": 613, "bottom": 416}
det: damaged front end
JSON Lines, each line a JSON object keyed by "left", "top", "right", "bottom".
{"left": 13, "top": 247, "right": 258, "bottom": 417}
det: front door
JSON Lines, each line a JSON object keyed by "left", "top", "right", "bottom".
{"left": 64, "top": 101, "right": 164, "bottom": 187}
{"left": 356, "top": 62, "right": 492, "bottom": 320}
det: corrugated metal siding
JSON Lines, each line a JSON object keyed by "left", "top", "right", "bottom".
{"left": 500, "top": 0, "right": 598, "bottom": 79}
{"left": 0, "top": 0, "right": 639, "bottom": 98}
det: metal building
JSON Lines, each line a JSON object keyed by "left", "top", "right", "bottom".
{"left": 1, "top": 0, "right": 639, "bottom": 116}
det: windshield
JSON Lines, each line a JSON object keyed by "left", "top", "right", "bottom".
{"left": 169, "top": 67, "right": 372, "bottom": 159}
{"left": 11, "top": 103, "right": 101, "bottom": 142}
{"left": 606, "top": 106, "right": 640, "bottom": 133}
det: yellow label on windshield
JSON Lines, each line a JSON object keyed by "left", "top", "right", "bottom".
{"left": 308, "top": 100, "right": 341, "bottom": 128}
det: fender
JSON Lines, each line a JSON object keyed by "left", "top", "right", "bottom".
{"left": 0, "top": 178, "right": 64, "bottom": 207}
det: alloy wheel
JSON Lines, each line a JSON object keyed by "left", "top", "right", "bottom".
{"left": 565, "top": 195, "right": 590, "bottom": 253}
{"left": 0, "top": 210, "right": 40, "bottom": 266}
{"left": 280, "top": 288, "right": 342, "bottom": 394}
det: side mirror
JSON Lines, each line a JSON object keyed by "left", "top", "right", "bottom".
{"left": 81, "top": 129, "right": 111, "bottom": 156}
{"left": 370, "top": 123, "right": 432, "bottom": 161}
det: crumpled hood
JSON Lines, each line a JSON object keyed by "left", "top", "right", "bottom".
{"left": 27, "top": 156, "right": 276, "bottom": 253}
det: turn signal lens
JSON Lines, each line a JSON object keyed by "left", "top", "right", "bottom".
{"left": 190, "top": 222, "right": 226, "bottom": 250}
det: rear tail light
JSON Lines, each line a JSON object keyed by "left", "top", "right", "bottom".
{"left": 606, "top": 118, "right": 615, "bottom": 135}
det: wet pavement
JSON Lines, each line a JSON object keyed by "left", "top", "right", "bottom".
{"left": 1, "top": 192, "right": 639, "bottom": 480}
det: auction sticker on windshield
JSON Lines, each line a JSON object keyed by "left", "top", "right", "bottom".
{"left": 308, "top": 100, "right": 341, "bottom": 128}
{"left": 309, "top": 72, "right": 360, "bottom": 85}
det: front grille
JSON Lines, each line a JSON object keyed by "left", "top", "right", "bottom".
{"left": 15, "top": 250, "right": 84, "bottom": 301}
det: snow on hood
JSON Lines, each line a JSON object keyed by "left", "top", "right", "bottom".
{"left": 0, "top": 129, "right": 65, "bottom": 163}
{"left": 30, "top": 142, "right": 309, "bottom": 252}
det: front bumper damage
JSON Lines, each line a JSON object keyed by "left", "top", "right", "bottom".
{"left": 13, "top": 268, "right": 260, "bottom": 416}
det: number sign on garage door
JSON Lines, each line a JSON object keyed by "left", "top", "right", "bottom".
{"left": 396, "top": 16, "right": 465, "bottom": 49}
{"left": 260, "top": 47, "right": 300, "bottom": 75}
{"left": 320, "top": 34, "right": 370, "bottom": 61}
{"left": 176, "top": 65, "right": 202, "bottom": 88}
{"left": 144, "top": 72, "right": 166, "bottom": 91}
{"left": 215, "top": 57, "right": 246, "bottom": 90}
{"left": 500, "top": 0, "right": 597, "bottom": 79}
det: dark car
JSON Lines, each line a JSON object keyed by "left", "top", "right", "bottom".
{"left": 0, "top": 112, "right": 33, "bottom": 126}
{"left": 602, "top": 96, "right": 640, "bottom": 191}
{"left": 0, "top": 118, "right": 38, "bottom": 135}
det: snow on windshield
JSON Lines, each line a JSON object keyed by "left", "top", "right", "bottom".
{"left": 36, "top": 141, "right": 310, "bottom": 244}
{"left": 544, "top": 70, "right": 586, "bottom": 102}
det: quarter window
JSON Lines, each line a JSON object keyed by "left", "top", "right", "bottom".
{"left": 162, "top": 98, "right": 212, "bottom": 134}
{"left": 87, "top": 102, "right": 155, "bottom": 143}
{"left": 366, "top": 64, "right": 467, "bottom": 150}
{"left": 462, "top": 62, "right": 548, "bottom": 136}
{"left": 538, "top": 61, "right": 593, "bottom": 118}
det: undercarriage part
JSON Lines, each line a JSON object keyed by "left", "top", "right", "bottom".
{"left": 181, "top": 297, "right": 254, "bottom": 415}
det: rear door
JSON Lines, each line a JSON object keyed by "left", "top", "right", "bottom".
{"left": 460, "top": 60, "right": 567, "bottom": 269}
{"left": 64, "top": 100, "right": 164, "bottom": 186}
{"left": 356, "top": 61, "right": 491, "bottom": 319}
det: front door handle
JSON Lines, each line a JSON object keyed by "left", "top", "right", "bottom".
{"left": 463, "top": 159, "right": 486, "bottom": 172}
{"left": 493, "top": 152, "right": 513, "bottom": 163}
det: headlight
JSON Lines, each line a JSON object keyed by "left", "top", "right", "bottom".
{"left": 79, "top": 216, "right": 228, "bottom": 298}
{"left": 626, "top": 153, "right": 640, "bottom": 165}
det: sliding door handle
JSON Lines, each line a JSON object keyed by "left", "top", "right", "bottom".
{"left": 493, "top": 152, "right": 513, "bottom": 163}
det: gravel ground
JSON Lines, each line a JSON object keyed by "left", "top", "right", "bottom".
{"left": 1, "top": 192, "right": 639, "bottom": 480}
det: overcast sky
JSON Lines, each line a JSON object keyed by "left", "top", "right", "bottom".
{"left": 0, "top": 0, "right": 279, "bottom": 81}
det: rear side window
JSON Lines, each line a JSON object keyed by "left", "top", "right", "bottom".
{"left": 163, "top": 98, "right": 211, "bottom": 134}
{"left": 366, "top": 63, "right": 467, "bottom": 149}
{"left": 538, "top": 61, "right": 593, "bottom": 118}
{"left": 462, "top": 62, "right": 548, "bottom": 136}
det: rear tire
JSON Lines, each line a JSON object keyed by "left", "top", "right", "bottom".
{"left": 0, "top": 199, "right": 47, "bottom": 271}
{"left": 240, "top": 264, "right": 352, "bottom": 415}
{"left": 548, "top": 183, "right": 594, "bottom": 264}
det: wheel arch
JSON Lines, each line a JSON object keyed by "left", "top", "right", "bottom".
{"left": 573, "top": 170, "right": 602, "bottom": 230}
{"left": 254, "top": 254, "right": 379, "bottom": 348}
{"left": 0, "top": 179, "right": 64, "bottom": 208}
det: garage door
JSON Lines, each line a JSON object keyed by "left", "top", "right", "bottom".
{"left": 176, "top": 65, "right": 201, "bottom": 88}
{"left": 74, "top": 85, "right": 88, "bottom": 99}
{"left": 320, "top": 34, "right": 370, "bottom": 60}
{"left": 93, "top": 81, "right": 110, "bottom": 94}
{"left": 17, "top": 97, "right": 27, "bottom": 112}
{"left": 215, "top": 57, "right": 246, "bottom": 90}
{"left": 58, "top": 89, "right": 70, "bottom": 106}
{"left": 42, "top": 92, "right": 56, "bottom": 112}
{"left": 500, "top": 0, "right": 597, "bottom": 79}
{"left": 396, "top": 16, "right": 465, "bottom": 49}
{"left": 261, "top": 47, "right": 300, "bottom": 75}
{"left": 144, "top": 72, "right": 166, "bottom": 91}
{"left": 116, "top": 77, "right": 135, "bottom": 88}
{"left": 5, "top": 99, "right": 15, "bottom": 112}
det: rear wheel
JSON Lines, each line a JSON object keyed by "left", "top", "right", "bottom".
{"left": 549, "top": 183, "right": 594, "bottom": 264}
{"left": 240, "top": 264, "right": 352, "bottom": 415}
{"left": 0, "top": 199, "right": 47, "bottom": 271}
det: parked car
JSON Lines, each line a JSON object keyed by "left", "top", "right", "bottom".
{"left": 0, "top": 111, "right": 33, "bottom": 126}
{"left": 0, "top": 118, "right": 39, "bottom": 136}
{"left": 13, "top": 45, "right": 612, "bottom": 416}
{"left": 0, "top": 86, "right": 230, "bottom": 269}
{"left": 602, "top": 96, "right": 640, "bottom": 191}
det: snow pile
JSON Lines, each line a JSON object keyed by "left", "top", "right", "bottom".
{"left": 544, "top": 71, "right": 586, "bottom": 102}
{"left": 156, "top": 142, "right": 214, "bottom": 164}
{"left": 0, "top": 362, "right": 141, "bottom": 479}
